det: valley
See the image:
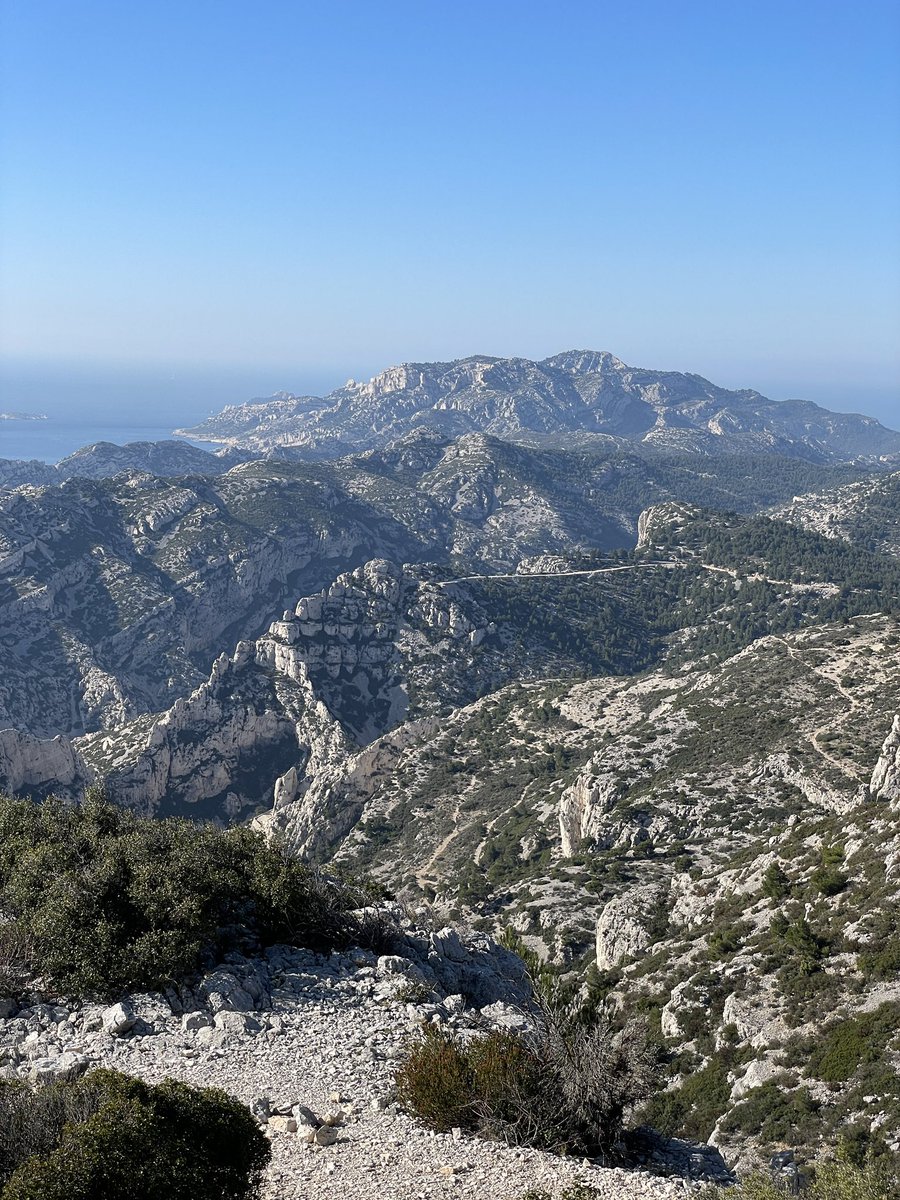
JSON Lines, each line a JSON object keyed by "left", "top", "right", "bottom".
{"left": 0, "top": 355, "right": 899, "bottom": 1180}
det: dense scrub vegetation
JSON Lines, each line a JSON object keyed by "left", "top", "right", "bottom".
{"left": 0, "top": 1068, "right": 269, "bottom": 1200}
{"left": 460, "top": 508, "right": 900, "bottom": 688}
{"left": 0, "top": 790, "right": 382, "bottom": 998}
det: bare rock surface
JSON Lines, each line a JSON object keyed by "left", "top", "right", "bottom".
{"left": 0, "top": 931, "right": 698, "bottom": 1200}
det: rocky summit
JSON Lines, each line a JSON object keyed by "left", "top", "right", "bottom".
{"left": 0, "top": 913, "right": 716, "bottom": 1198}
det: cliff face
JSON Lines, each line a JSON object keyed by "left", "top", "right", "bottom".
{"left": 83, "top": 646, "right": 350, "bottom": 820}
{"left": 67, "top": 557, "right": 503, "bottom": 821}
{"left": 0, "top": 728, "right": 92, "bottom": 802}
{"left": 871, "top": 714, "right": 900, "bottom": 805}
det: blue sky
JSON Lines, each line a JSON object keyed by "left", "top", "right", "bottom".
{"left": 1, "top": 0, "right": 899, "bottom": 422}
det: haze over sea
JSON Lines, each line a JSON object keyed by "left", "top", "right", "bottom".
{"left": 0, "top": 359, "right": 346, "bottom": 463}
{"left": 1, "top": 356, "right": 897, "bottom": 466}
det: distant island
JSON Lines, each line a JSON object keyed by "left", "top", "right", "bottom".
{"left": 0, "top": 411, "right": 48, "bottom": 420}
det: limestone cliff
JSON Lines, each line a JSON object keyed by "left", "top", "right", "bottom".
{"left": 870, "top": 714, "right": 900, "bottom": 805}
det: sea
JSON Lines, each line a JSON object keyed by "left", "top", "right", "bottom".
{"left": 0, "top": 359, "right": 345, "bottom": 464}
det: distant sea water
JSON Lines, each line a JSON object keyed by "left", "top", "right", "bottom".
{"left": 0, "top": 419, "right": 221, "bottom": 463}
{"left": 0, "top": 358, "right": 346, "bottom": 465}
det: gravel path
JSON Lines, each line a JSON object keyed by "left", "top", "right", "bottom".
{"left": 2, "top": 938, "right": 708, "bottom": 1199}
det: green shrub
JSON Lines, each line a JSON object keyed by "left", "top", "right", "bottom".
{"left": 728, "top": 1160, "right": 899, "bottom": 1200}
{"left": 806, "top": 1005, "right": 900, "bottom": 1084}
{"left": 811, "top": 866, "right": 849, "bottom": 897}
{"left": 396, "top": 1001, "right": 658, "bottom": 1154}
{"left": 709, "top": 920, "right": 751, "bottom": 958}
{"left": 0, "top": 1069, "right": 269, "bottom": 1200}
{"left": 810, "top": 846, "right": 849, "bottom": 897}
{"left": 0, "top": 790, "right": 384, "bottom": 997}
{"left": 638, "top": 1055, "right": 733, "bottom": 1141}
{"left": 394, "top": 1026, "right": 475, "bottom": 1132}
{"left": 720, "top": 1080, "right": 820, "bottom": 1144}
{"left": 857, "top": 938, "right": 900, "bottom": 981}
{"left": 762, "top": 862, "right": 791, "bottom": 903}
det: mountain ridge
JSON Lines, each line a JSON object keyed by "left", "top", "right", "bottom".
{"left": 178, "top": 350, "right": 900, "bottom": 464}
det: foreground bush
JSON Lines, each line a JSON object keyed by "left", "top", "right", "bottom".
{"left": 0, "top": 1068, "right": 269, "bottom": 1200}
{"left": 396, "top": 1001, "right": 658, "bottom": 1156}
{"left": 0, "top": 789, "right": 382, "bottom": 997}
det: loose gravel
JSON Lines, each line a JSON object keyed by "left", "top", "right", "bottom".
{"left": 1, "top": 939, "right": 707, "bottom": 1199}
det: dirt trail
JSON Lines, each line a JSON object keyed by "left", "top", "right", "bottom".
{"left": 434, "top": 562, "right": 676, "bottom": 586}
{"left": 772, "top": 636, "right": 861, "bottom": 780}
{"left": 415, "top": 801, "right": 462, "bottom": 890}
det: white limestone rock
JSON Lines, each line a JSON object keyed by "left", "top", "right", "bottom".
{"left": 595, "top": 883, "right": 668, "bottom": 970}
{"left": 101, "top": 1002, "right": 136, "bottom": 1037}
{"left": 870, "top": 715, "right": 900, "bottom": 805}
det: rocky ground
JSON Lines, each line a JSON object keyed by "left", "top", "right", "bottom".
{"left": 0, "top": 924, "right": 722, "bottom": 1199}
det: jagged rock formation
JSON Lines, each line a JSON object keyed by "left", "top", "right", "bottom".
{"left": 635, "top": 501, "right": 701, "bottom": 550}
{"left": 79, "top": 646, "right": 349, "bottom": 819}
{"left": 73, "top": 556, "right": 632, "bottom": 820}
{"left": 179, "top": 351, "right": 900, "bottom": 463}
{"left": 871, "top": 715, "right": 900, "bottom": 805}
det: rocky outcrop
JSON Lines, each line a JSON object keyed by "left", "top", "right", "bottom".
{"left": 82, "top": 642, "right": 351, "bottom": 820}
{"left": 660, "top": 979, "right": 709, "bottom": 1040}
{"left": 870, "top": 714, "right": 900, "bottom": 805}
{"left": 0, "top": 919, "right": 703, "bottom": 1197}
{"left": 558, "top": 765, "right": 621, "bottom": 856}
{"left": 0, "top": 727, "right": 92, "bottom": 802}
{"left": 595, "top": 882, "right": 668, "bottom": 970}
{"left": 258, "top": 559, "right": 408, "bottom": 744}
{"left": 636, "top": 502, "right": 701, "bottom": 551}
{"left": 64, "top": 555, "right": 514, "bottom": 822}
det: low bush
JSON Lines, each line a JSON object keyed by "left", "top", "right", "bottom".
{"left": 708, "top": 920, "right": 751, "bottom": 958}
{"left": 0, "top": 1068, "right": 269, "bottom": 1200}
{"left": 396, "top": 995, "right": 658, "bottom": 1155}
{"left": 0, "top": 789, "right": 385, "bottom": 997}
{"left": 638, "top": 1054, "right": 734, "bottom": 1142}
{"left": 762, "top": 862, "right": 791, "bottom": 903}
{"left": 805, "top": 1005, "right": 900, "bottom": 1084}
{"left": 719, "top": 1080, "right": 820, "bottom": 1144}
{"left": 726, "top": 1160, "right": 899, "bottom": 1200}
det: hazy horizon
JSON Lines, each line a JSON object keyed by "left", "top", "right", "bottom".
{"left": 1, "top": 1, "right": 898, "bottom": 432}
{"left": 1, "top": 349, "right": 898, "bottom": 434}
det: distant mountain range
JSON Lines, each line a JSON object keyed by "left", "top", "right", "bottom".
{"left": 178, "top": 350, "right": 900, "bottom": 464}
